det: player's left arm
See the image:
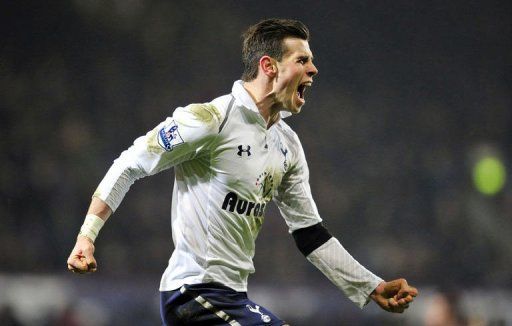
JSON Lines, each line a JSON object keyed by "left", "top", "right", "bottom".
{"left": 292, "top": 223, "right": 417, "bottom": 312}
{"left": 274, "top": 132, "right": 418, "bottom": 311}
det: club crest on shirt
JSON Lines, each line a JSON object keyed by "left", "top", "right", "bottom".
{"left": 157, "top": 120, "right": 184, "bottom": 151}
{"left": 280, "top": 146, "right": 289, "bottom": 171}
{"left": 277, "top": 138, "right": 289, "bottom": 172}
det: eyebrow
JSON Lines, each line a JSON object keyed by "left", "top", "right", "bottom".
{"left": 297, "top": 55, "right": 314, "bottom": 62}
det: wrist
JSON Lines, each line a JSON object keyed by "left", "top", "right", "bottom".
{"left": 78, "top": 214, "right": 105, "bottom": 243}
{"left": 77, "top": 234, "right": 94, "bottom": 243}
{"left": 370, "top": 281, "right": 386, "bottom": 300}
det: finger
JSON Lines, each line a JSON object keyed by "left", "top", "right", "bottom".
{"left": 391, "top": 300, "right": 406, "bottom": 314}
{"left": 404, "top": 294, "right": 415, "bottom": 303}
{"left": 407, "top": 286, "right": 419, "bottom": 297}
{"left": 67, "top": 263, "right": 76, "bottom": 272}
{"left": 68, "top": 264, "right": 83, "bottom": 274}
{"left": 396, "top": 294, "right": 414, "bottom": 304}
{"left": 398, "top": 286, "right": 418, "bottom": 299}
{"left": 68, "top": 256, "right": 86, "bottom": 268}
{"left": 80, "top": 245, "right": 96, "bottom": 270}
{"left": 397, "top": 291, "right": 416, "bottom": 304}
{"left": 397, "top": 297, "right": 414, "bottom": 308}
{"left": 68, "top": 264, "right": 87, "bottom": 274}
{"left": 68, "top": 256, "right": 88, "bottom": 272}
{"left": 82, "top": 249, "right": 97, "bottom": 271}
{"left": 388, "top": 298, "right": 399, "bottom": 308}
{"left": 397, "top": 297, "right": 407, "bottom": 305}
{"left": 86, "top": 257, "right": 97, "bottom": 272}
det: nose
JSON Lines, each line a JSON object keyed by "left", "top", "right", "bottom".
{"left": 307, "top": 62, "right": 318, "bottom": 77}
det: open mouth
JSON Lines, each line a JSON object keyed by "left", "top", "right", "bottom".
{"left": 297, "top": 84, "right": 306, "bottom": 100}
{"left": 297, "top": 82, "right": 311, "bottom": 101}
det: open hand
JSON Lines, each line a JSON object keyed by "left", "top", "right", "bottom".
{"left": 370, "top": 278, "right": 418, "bottom": 313}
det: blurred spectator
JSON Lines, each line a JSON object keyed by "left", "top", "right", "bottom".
{"left": 423, "top": 292, "right": 464, "bottom": 326}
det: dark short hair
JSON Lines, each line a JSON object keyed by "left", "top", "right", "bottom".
{"left": 241, "top": 18, "right": 310, "bottom": 82}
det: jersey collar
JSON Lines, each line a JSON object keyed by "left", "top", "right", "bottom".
{"left": 231, "top": 80, "right": 292, "bottom": 120}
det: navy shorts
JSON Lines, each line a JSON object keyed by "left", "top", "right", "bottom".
{"left": 160, "top": 282, "right": 287, "bottom": 325}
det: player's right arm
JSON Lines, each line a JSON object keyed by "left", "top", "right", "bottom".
{"left": 66, "top": 103, "right": 223, "bottom": 274}
{"left": 67, "top": 197, "right": 112, "bottom": 274}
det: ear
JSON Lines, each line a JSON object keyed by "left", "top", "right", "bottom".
{"left": 259, "top": 55, "right": 277, "bottom": 78}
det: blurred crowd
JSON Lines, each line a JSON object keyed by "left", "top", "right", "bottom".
{"left": 1, "top": 1, "right": 511, "bottom": 324}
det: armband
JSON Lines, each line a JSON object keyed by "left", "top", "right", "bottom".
{"left": 78, "top": 214, "right": 105, "bottom": 243}
{"left": 292, "top": 223, "right": 332, "bottom": 256}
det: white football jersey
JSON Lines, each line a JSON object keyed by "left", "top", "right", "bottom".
{"left": 94, "top": 81, "right": 322, "bottom": 292}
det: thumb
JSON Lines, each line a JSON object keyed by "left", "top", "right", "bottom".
{"left": 87, "top": 258, "right": 97, "bottom": 272}
{"left": 82, "top": 247, "right": 97, "bottom": 272}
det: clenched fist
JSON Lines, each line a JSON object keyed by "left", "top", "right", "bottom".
{"left": 67, "top": 235, "right": 98, "bottom": 274}
{"left": 370, "top": 278, "right": 418, "bottom": 313}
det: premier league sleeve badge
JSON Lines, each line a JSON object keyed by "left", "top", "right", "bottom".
{"left": 157, "top": 120, "right": 184, "bottom": 151}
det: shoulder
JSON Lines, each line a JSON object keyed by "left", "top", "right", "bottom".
{"left": 275, "top": 119, "right": 310, "bottom": 172}
{"left": 173, "top": 94, "right": 233, "bottom": 131}
{"left": 276, "top": 119, "right": 301, "bottom": 145}
{"left": 210, "top": 94, "right": 235, "bottom": 117}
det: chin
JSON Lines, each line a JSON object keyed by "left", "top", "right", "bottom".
{"left": 292, "top": 102, "right": 304, "bottom": 114}
{"left": 291, "top": 106, "right": 302, "bottom": 114}
{"left": 283, "top": 106, "right": 301, "bottom": 115}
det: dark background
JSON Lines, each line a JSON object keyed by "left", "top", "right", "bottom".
{"left": 1, "top": 1, "right": 511, "bottom": 325}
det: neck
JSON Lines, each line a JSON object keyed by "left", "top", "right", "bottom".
{"left": 243, "top": 79, "right": 281, "bottom": 129}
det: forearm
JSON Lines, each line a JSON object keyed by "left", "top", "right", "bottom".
{"left": 293, "top": 223, "right": 383, "bottom": 308}
{"left": 306, "top": 237, "right": 383, "bottom": 308}
{"left": 87, "top": 197, "right": 112, "bottom": 222}
{"left": 93, "top": 156, "right": 147, "bottom": 213}
{"left": 77, "top": 197, "right": 111, "bottom": 243}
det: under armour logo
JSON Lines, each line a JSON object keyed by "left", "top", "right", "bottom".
{"left": 246, "top": 304, "right": 271, "bottom": 323}
{"left": 237, "top": 145, "right": 251, "bottom": 156}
